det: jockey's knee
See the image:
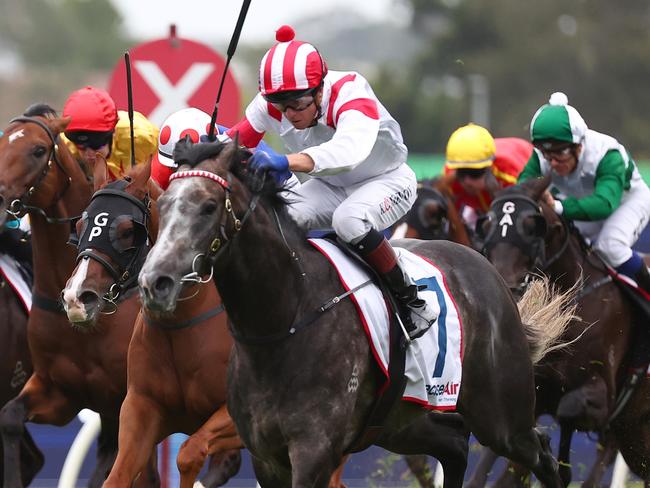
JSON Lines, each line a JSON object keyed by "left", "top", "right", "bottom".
{"left": 593, "top": 236, "right": 630, "bottom": 267}
{"left": 332, "top": 208, "right": 370, "bottom": 244}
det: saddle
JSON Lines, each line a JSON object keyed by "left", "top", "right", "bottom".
{"left": 307, "top": 230, "right": 409, "bottom": 451}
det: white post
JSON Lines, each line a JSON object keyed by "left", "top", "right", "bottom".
{"left": 610, "top": 452, "right": 629, "bottom": 488}
{"left": 58, "top": 409, "right": 102, "bottom": 488}
{"left": 468, "top": 74, "right": 490, "bottom": 128}
{"left": 434, "top": 460, "right": 444, "bottom": 488}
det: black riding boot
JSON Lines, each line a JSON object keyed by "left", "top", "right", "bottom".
{"left": 634, "top": 265, "right": 650, "bottom": 296}
{"left": 353, "top": 229, "right": 437, "bottom": 340}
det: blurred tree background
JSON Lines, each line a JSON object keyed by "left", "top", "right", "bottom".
{"left": 1, "top": 0, "right": 650, "bottom": 159}
{"left": 375, "top": 0, "right": 650, "bottom": 157}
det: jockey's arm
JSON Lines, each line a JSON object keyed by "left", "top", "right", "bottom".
{"left": 288, "top": 153, "right": 315, "bottom": 172}
{"left": 560, "top": 150, "right": 626, "bottom": 221}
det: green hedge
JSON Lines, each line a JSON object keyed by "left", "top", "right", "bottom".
{"left": 408, "top": 154, "right": 650, "bottom": 183}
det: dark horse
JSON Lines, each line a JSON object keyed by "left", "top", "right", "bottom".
{"left": 0, "top": 106, "right": 157, "bottom": 487}
{"left": 137, "top": 139, "right": 575, "bottom": 488}
{"left": 478, "top": 175, "right": 650, "bottom": 486}
{"left": 0, "top": 248, "right": 41, "bottom": 484}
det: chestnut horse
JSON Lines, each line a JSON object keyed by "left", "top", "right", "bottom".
{"left": 0, "top": 105, "right": 157, "bottom": 487}
{"left": 0, "top": 259, "right": 41, "bottom": 485}
{"left": 478, "top": 176, "right": 650, "bottom": 486}
{"left": 61, "top": 157, "right": 350, "bottom": 488}
{"left": 138, "top": 139, "right": 578, "bottom": 488}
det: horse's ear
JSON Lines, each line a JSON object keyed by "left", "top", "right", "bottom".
{"left": 93, "top": 153, "right": 109, "bottom": 191}
{"left": 49, "top": 116, "right": 71, "bottom": 135}
{"left": 529, "top": 174, "right": 552, "bottom": 202}
{"left": 127, "top": 156, "right": 152, "bottom": 199}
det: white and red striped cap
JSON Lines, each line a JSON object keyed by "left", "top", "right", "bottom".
{"left": 259, "top": 25, "right": 327, "bottom": 99}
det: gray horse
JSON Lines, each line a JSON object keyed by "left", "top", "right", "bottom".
{"left": 138, "top": 139, "right": 573, "bottom": 488}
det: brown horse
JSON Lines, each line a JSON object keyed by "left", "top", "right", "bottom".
{"left": 138, "top": 139, "right": 581, "bottom": 488}
{"left": 0, "top": 105, "right": 157, "bottom": 487}
{"left": 478, "top": 175, "right": 650, "bottom": 486}
{"left": 61, "top": 157, "right": 350, "bottom": 488}
{"left": 398, "top": 178, "right": 473, "bottom": 247}
{"left": 0, "top": 256, "right": 41, "bottom": 485}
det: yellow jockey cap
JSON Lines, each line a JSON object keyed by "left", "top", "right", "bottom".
{"left": 445, "top": 123, "right": 496, "bottom": 169}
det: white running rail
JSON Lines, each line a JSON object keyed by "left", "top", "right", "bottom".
{"left": 58, "top": 409, "right": 101, "bottom": 488}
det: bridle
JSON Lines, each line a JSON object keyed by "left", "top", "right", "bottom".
{"left": 75, "top": 181, "right": 152, "bottom": 306}
{"left": 482, "top": 193, "right": 571, "bottom": 293}
{"left": 168, "top": 169, "right": 260, "bottom": 282}
{"left": 5, "top": 116, "right": 76, "bottom": 225}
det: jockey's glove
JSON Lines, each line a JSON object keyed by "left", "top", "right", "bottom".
{"left": 249, "top": 149, "right": 291, "bottom": 184}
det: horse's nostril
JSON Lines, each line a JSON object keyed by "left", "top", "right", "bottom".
{"left": 153, "top": 276, "right": 174, "bottom": 297}
{"left": 0, "top": 195, "right": 5, "bottom": 208}
{"left": 79, "top": 291, "right": 100, "bottom": 307}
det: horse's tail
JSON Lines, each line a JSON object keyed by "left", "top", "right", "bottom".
{"left": 518, "top": 276, "right": 580, "bottom": 364}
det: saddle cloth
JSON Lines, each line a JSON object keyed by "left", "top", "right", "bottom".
{"left": 308, "top": 238, "right": 463, "bottom": 410}
{"left": 0, "top": 254, "right": 31, "bottom": 313}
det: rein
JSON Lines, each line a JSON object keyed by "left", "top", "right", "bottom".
{"left": 5, "top": 116, "right": 77, "bottom": 225}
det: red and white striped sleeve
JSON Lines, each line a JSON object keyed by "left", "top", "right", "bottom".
{"left": 302, "top": 73, "right": 381, "bottom": 176}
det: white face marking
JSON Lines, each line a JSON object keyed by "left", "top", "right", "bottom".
{"left": 141, "top": 178, "right": 202, "bottom": 285}
{"left": 63, "top": 257, "right": 90, "bottom": 320}
{"left": 8, "top": 129, "right": 24, "bottom": 143}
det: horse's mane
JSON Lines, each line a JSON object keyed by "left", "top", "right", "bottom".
{"left": 23, "top": 103, "right": 58, "bottom": 118}
{"left": 173, "top": 137, "right": 292, "bottom": 210}
{"left": 172, "top": 137, "right": 306, "bottom": 239}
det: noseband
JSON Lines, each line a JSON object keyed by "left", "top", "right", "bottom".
{"left": 5, "top": 116, "right": 75, "bottom": 225}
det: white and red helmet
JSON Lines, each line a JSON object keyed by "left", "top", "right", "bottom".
{"left": 155, "top": 108, "right": 217, "bottom": 168}
{"left": 259, "top": 25, "right": 327, "bottom": 101}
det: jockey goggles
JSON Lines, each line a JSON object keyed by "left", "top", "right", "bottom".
{"left": 263, "top": 87, "right": 318, "bottom": 113}
{"left": 456, "top": 167, "right": 489, "bottom": 180}
{"left": 66, "top": 130, "right": 113, "bottom": 150}
{"left": 534, "top": 141, "right": 574, "bottom": 161}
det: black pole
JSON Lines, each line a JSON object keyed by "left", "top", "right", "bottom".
{"left": 124, "top": 51, "right": 136, "bottom": 167}
{"left": 207, "top": 0, "right": 252, "bottom": 141}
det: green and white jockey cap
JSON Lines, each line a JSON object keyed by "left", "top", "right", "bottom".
{"left": 530, "top": 92, "right": 587, "bottom": 148}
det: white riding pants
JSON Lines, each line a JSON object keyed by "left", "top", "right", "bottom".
{"left": 574, "top": 183, "right": 650, "bottom": 267}
{"left": 285, "top": 164, "right": 417, "bottom": 244}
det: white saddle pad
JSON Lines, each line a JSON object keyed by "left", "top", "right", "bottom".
{"left": 308, "top": 238, "right": 462, "bottom": 410}
{"left": 0, "top": 254, "right": 31, "bottom": 313}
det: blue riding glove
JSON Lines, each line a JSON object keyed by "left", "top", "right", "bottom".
{"left": 249, "top": 149, "right": 291, "bottom": 184}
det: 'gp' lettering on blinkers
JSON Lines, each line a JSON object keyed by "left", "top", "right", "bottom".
{"left": 88, "top": 212, "right": 109, "bottom": 241}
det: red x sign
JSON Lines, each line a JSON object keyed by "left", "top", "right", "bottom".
{"left": 108, "top": 29, "right": 241, "bottom": 128}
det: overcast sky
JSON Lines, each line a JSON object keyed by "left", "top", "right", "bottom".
{"left": 110, "top": 0, "right": 401, "bottom": 45}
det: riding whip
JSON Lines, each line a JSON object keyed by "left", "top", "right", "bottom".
{"left": 207, "top": 0, "right": 252, "bottom": 141}
{"left": 124, "top": 51, "right": 136, "bottom": 167}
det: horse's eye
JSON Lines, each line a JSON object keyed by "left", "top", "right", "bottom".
{"left": 201, "top": 200, "right": 218, "bottom": 216}
{"left": 33, "top": 146, "right": 47, "bottom": 158}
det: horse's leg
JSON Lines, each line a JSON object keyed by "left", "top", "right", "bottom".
{"left": 18, "top": 427, "right": 44, "bottom": 485}
{"left": 251, "top": 455, "right": 291, "bottom": 488}
{"left": 88, "top": 414, "right": 120, "bottom": 487}
{"left": 328, "top": 455, "right": 348, "bottom": 488}
{"left": 196, "top": 450, "right": 242, "bottom": 488}
{"left": 103, "top": 392, "right": 163, "bottom": 488}
{"left": 464, "top": 447, "right": 499, "bottom": 488}
{"left": 556, "top": 423, "right": 573, "bottom": 487}
{"left": 404, "top": 455, "right": 434, "bottom": 488}
{"left": 287, "top": 442, "right": 342, "bottom": 488}
{"left": 177, "top": 405, "right": 243, "bottom": 488}
{"left": 377, "top": 411, "right": 469, "bottom": 488}
{"left": 0, "top": 375, "right": 77, "bottom": 488}
{"left": 582, "top": 433, "right": 618, "bottom": 488}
